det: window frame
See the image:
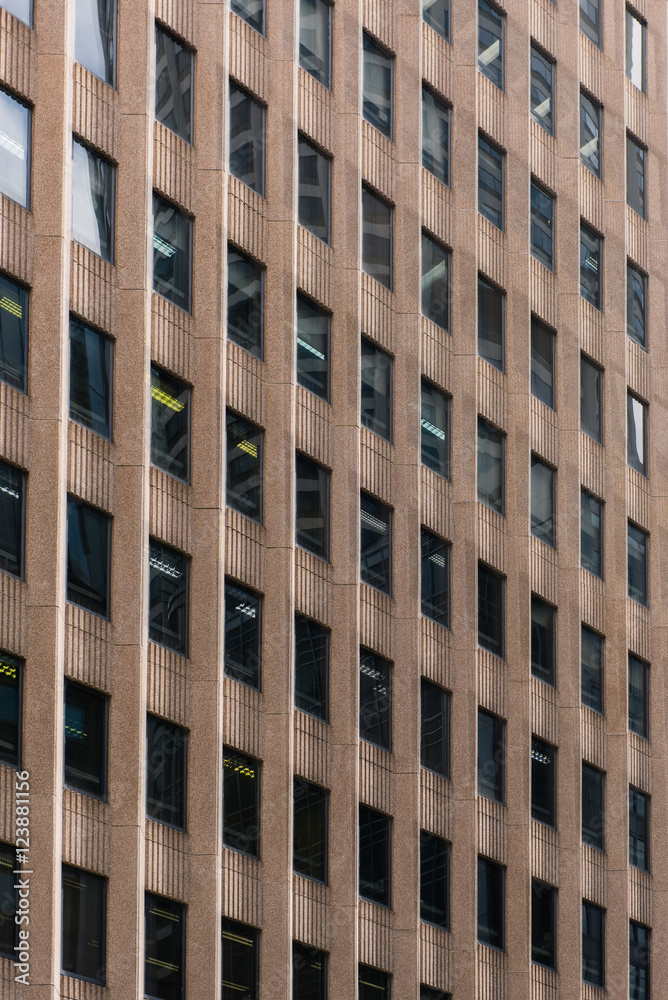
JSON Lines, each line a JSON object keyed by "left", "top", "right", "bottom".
{"left": 579, "top": 0, "right": 601, "bottom": 48}
{"left": 422, "top": 0, "right": 449, "bottom": 41}
{"left": 477, "top": 708, "right": 505, "bottom": 804}
{"left": 531, "top": 736, "right": 556, "bottom": 828}
{"left": 0, "top": 86, "right": 31, "bottom": 210}
{"left": 152, "top": 191, "right": 193, "bottom": 314}
{"left": 293, "top": 776, "right": 329, "bottom": 885}
{"left": 626, "top": 7, "right": 646, "bottom": 93}
{"left": 71, "top": 137, "right": 115, "bottom": 265}
{"left": 580, "top": 223, "right": 602, "bottom": 310}
{"left": 230, "top": 0, "right": 265, "bottom": 35}
{"left": 581, "top": 625, "right": 604, "bottom": 715}
{"left": 478, "top": 133, "right": 505, "bottom": 231}
{"left": 294, "top": 613, "right": 330, "bottom": 722}
{"left": 226, "top": 409, "right": 264, "bottom": 524}
{"left": 421, "top": 229, "right": 451, "bottom": 332}
{"left": 358, "top": 804, "right": 392, "bottom": 908}
{"left": 151, "top": 363, "right": 191, "bottom": 484}
{"left": 224, "top": 577, "right": 263, "bottom": 690}
{"left": 478, "top": 0, "right": 505, "bottom": 90}
{"left": 420, "top": 378, "right": 451, "bottom": 480}
{"left": 477, "top": 416, "right": 505, "bottom": 516}
{"left": 628, "top": 652, "right": 649, "bottom": 739}
{"left": 223, "top": 746, "right": 261, "bottom": 859}
{"left": 0, "top": 271, "right": 29, "bottom": 394}
{"left": 580, "top": 354, "right": 603, "bottom": 443}
{"left": 61, "top": 864, "right": 107, "bottom": 985}
{"left": 222, "top": 918, "right": 259, "bottom": 1000}
{"left": 362, "top": 32, "right": 394, "bottom": 141}
{"left": 63, "top": 678, "right": 109, "bottom": 801}
{"left": 581, "top": 762, "right": 605, "bottom": 852}
{"left": 530, "top": 44, "right": 554, "bottom": 136}
{"left": 626, "top": 132, "right": 647, "bottom": 220}
{"left": 0, "top": 459, "right": 26, "bottom": 581}
{"left": 420, "top": 830, "right": 450, "bottom": 930}
{"left": 298, "top": 0, "right": 332, "bottom": 89}
{"left": 420, "top": 677, "right": 450, "bottom": 779}
{"left": 297, "top": 132, "right": 332, "bottom": 246}
{"left": 146, "top": 713, "right": 188, "bottom": 832}
{"left": 580, "top": 89, "right": 602, "bottom": 178}
{"left": 627, "top": 522, "right": 648, "bottom": 608}
{"left": 531, "top": 879, "right": 556, "bottom": 970}
{"left": 420, "top": 526, "right": 450, "bottom": 629}
{"left": 228, "top": 80, "right": 266, "bottom": 198}
{"left": 148, "top": 537, "right": 190, "bottom": 657}
{"left": 478, "top": 275, "right": 505, "bottom": 372}
{"left": 580, "top": 489, "right": 603, "bottom": 579}
{"left": 626, "top": 391, "right": 647, "bottom": 477}
{"left": 530, "top": 455, "right": 556, "bottom": 548}
{"left": 530, "top": 179, "right": 555, "bottom": 272}
{"left": 421, "top": 83, "right": 451, "bottom": 187}
{"left": 478, "top": 562, "right": 505, "bottom": 659}
{"left": 154, "top": 21, "right": 194, "bottom": 145}
{"left": 477, "top": 855, "right": 505, "bottom": 950}
{"left": 626, "top": 261, "right": 647, "bottom": 350}
{"left": 361, "top": 184, "right": 394, "bottom": 290}
{"left": 74, "top": 0, "right": 117, "bottom": 87}
{"left": 227, "top": 243, "right": 265, "bottom": 360}
{"left": 582, "top": 900, "right": 605, "bottom": 988}
{"left": 66, "top": 495, "right": 111, "bottom": 619}
{"left": 295, "top": 451, "right": 331, "bottom": 562}
{"left": 69, "top": 317, "right": 114, "bottom": 441}
{"left": 296, "top": 291, "right": 331, "bottom": 402}
{"left": 360, "top": 491, "right": 393, "bottom": 596}
{"left": 144, "top": 891, "right": 186, "bottom": 1000}
{"left": 359, "top": 647, "right": 393, "bottom": 752}
{"left": 531, "top": 596, "right": 556, "bottom": 687}
{"left": 0, "top": 649, "right": 23, "bottom": 768}
{"left": 629, "top": 786, "right": 649, "bottom": 872}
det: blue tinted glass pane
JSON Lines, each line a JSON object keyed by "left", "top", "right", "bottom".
{"left": 0, "top": 89, "right": 30, "bottom": 208}
{"left": 75, "top": 0, "right": 115, "bottom": 84}
{"left": 153, "top": 194, "right": 192, "bottom": 312}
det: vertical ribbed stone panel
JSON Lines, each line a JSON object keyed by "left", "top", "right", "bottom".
{"left": 626, "top": 337, "right": 648, "bottom": 400}
{"left": 73, "top": 64, "right": 116, "bottom": 158}
{"left": 225, "top": 508, "right": 264, "bottom": 593}
{"left": 360, "top": 428, "right": 393, "bottom": 504}
{"left": 530, "top": 0, "right": 555, "bottom": 54}
{"left": 62, "top": 789, "right": 110, "bottom": 874}
{"left": 420, "top": 924, "right": 451, "bottom": 994}
{"left": 295, "top": 547, "right": 331, "bottom": 625}
{"left": 0, "top": 196, "right": 32, "bottom": 284}
{"left": 579, "top": 33, "right": 601, "bottom": 97}
{"left": 420, "top": 467, "right": 451, "bottom": 541}
{"left": 145, "top": 820, "right": 188, "bottom": 900}
{"left": 626, "top": 468, "right": 649, "bottom": 528}
{"left": 362, "top": 120, "right": 393, "bottom": 201}
{"left": 422, "top": 20, "right": 452, "bottom": 99}
{"left": 477, "top": 648, "right": 506, "bottom": 718}
{"left": 477, "top": 357, "right": 507, "bottom": 429}
{"left": 581, "top": 706, "right": 605, "bottom": 769}
{"left": 362, "top": 0, "right": 393, "bottom": 48}
{"left": 530, "top": 121, "right": 555, "bottom": 193}
{"left": 582, "top": 845, "right": 607, "bottom": 907}
{"left": 477, "top": 215, "right": 506, "bottom": 289}
{"left": 477, "top": 75, "right": 505, "bottom": 149}
{"left": 226, "top": 339, "right": 266, "bottom": 426}
{"left": 531, "top": 676, "right": 557, "bottom": 745}
{"left": 420, "top": 768, "right": 450, "bottom": 840}
{"left": 530, "top": 396, "right": 557, "bottom": 467}
{"left": 421, "top": 169, "right": 451, "bottom": 249}
{"left": 60, "top": 977, "right": 105, "bottom": 1000}
{"left": 0, "top": 383, "right": 29, "bottom": 469}
{"left": 625, "top": 77, "right": 647, "bottom": 145}
{"left": 626, "top": 601, "right": 649, "bottom": 660}
{"left": 530, "top": 257, "right": 556, "bottom": 328}
{"left": 359, "top": 741, "right": 393, "bottom": 815}
{"left": 629, "top": 868, "right": 651, "bottom": 927}
{"left": 582, "top": 984, "right": 605, "bottom": 1000}
{"left": 147, "top": 642, "right": 188, "bottom": 727}
{"left": 580, "top": 569, "right": 604, "bottom": 634}
{"left": 421, "top": 319, "right": 451, "bottom": 390}
{"left": 298, "top": 67, "right": 332, "bottom": 152}
{"left": 477, "top": 943, "right": 507, "bottom": 1000}
{"left": 420, "top": 616, "right": 450, "bottom": 691}
{"left": 477, "top": 797, "right": 506, "bottom": 864}
{"left": 67, "top": 421, "right": 113, "bottom": 511}
{"left": 0, "top": 764, "right": 15, "bottom": 842}
{"left": 153, "top": 121, "right": 194, "bottom": 212}
{"left": 579, "top": 433, "right": 604, "bottom": 499}
{"left": 71, "top": 242, "right": 114, "bottom": 333}
{"left": 531, "top": 966, "right": 558, "bottom": 1000}
{"left": 292, "top": 875, "right": 330, "bottom": 951}
{"left": 530, "top": 537, "right": 557, "bottom": 606}
{"left": 360, "top": 585, "right": 392, "bottom": 659}
{"left": 156, "top": 0, "right": 194, "bottom": 40}
{"left": 0, "top": 575, "right": 26, "bottom": 656}
{"left": 579, "top": 297, "right": 603, "bottom": 364}
{"left": 151, "top": 293, "right": 191, "bottom": 382}
{"left": 149, "top": 465, "right": 191, "bottom": 553}
{"left": 579, "top": 162, "right": 603, "bottom": 232}
{"left": 297, "top": 226, "right": 331, "bottom": 308}
{"left": 222, "top": 848, "right": 262, "bottom": 927}
{"left": 626, "top": 207, "right": 647, "bottom": 271}
{"left": 477, "top": 504, "right": 506, "bottom": 575}
{"left": 0, "top": 8, "right": 31, "bottom": 96}
{"left": 229, "top": 11, "right": 265, "bottom": 99}
{"left": 65, "top": 603, "right": 110, "bottom": 690}
{"left": 296, "top": 387, "right": 331, "bottom": 468}
{"left": 628, "top": 734, "right": 650, "bottom": 792}
{"left": 294, "top": 711, "right": 331, "bottom": 788}
{"left": 361, "top": 273, "right": 393, "bottom": 349}
{"left": 531, "top": 820, "right": 558, "bottom": 886}
{"left": 228, "top": 176, "right": 266, "bottom": 263}
{"left": 359, "top": 899, "right": 393, "bottom": 972}
{"left": 223, "top": 676, "right": 261, "bottom": 758}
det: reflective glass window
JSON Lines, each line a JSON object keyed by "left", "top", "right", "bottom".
{"left": 298, "top": 136, "right": 331, "bottom": 244}
{"left": 0, "top": 88, "right": 30, "bottom": 208}
{"left": 75, "top": 0, "right": 115, "bottom": 85}
{"left": 360, "top": 492, "right": 392, "bottom": 595}
{"left": 64, "top": 679, "right": 107, "bottom": 798}
{"left": 226, "top": 411, "right": 263, "bottom": 523}
{"left": 299, "top": 0, "right": 331, "bottom": 87}
{"left": 155, "top": 24, "right": 193, "bottom": 144}
{"left": 69, "top": 318, "right": 112, "bottom": 439}
{"left": 359, "top": 648, "right": 392, "bottom": 751}
{"left": 66, "top": 496, "right": 109, "bottom": 617}
{"left": 224, "top": 579, "right": 261, "bottom": 689}
{"left": 153, "top": 193, "right": 192, "bottom": 312}
{"left": 362, "top": 34, "right": 392, "bottom": 139}
{"left": 228, "top": 246, "right": 264, "bottom": 358}
{"left": 421, "top": 231, "right": 450, "bottom": 331}
{"left": 223, "top": 747, "right": 260, "bottom": 857}
{"left": 148, "top": 538, "right": 189, "bottom": 655}
{"left": 72, "top": 139, "right": 114, "bottom": 264}
{"left": 295, "top": 615, "right": 329, "bottom": 721}
{"left": 362, "top": 186, "right": 393, "bottom": 289}
{"left": 229, "top": 82, "right": 265, "bottom": 197}
{"left": 151, "top": 365, "right": 190, "bottom": 482}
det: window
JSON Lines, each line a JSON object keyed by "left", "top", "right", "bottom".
{"left": 581, "top": 626, "right": 604, "bottom": 714}
{"left": 478, "top": 563, "right": 504, "bottom": 658}
{"left": 478, "top": 0, "right": 504, "bottom": 89}
{"left": 478, "top": 709, "right": 504, "bottom": 803}
{"left": 580, "top": 356, "right": 602, "bottom": 442}
{"left": 531, "top": 737, "right": 556, "bottom": 827}
{"left": 359, "top": 965, "right": 390, "bottom": 1000}
{"left": 359, "top": 648, "right": 392, "bottom": 751}
{"left": 627, "top": 393, "right": 647, "bottom": 476}
{"left": 477, "top": 418, "right": 504, "bottom": 514}
{"left": 228, "top": 246, "right": 264, "bottom": 358}
{"left": 146, "top": 714, "right": 187, "bottom": 830}
{"left": 627, "top": 135, "right": 646, "bottom": 219}
{"left": 531, "top": 457, "right": 555, "bottom": 547}
{"left": 530, "top": 182, "right": 554, "bottom": 271}
{"left": 64, "top": 680, "right": 107, "bottom": 798}
{"left": 231, "top": 0, "right": 264, "bottom": 34}
{"left": 630, "top": 922, "right": 650, "bottom": 1000}
{"left": 478, "top": 857, "right": 504, "bottom": 949}
{"left": 0, "top": 842, "right": 17, "bottom": 957}
{"left": 629, "top": 787, "right": 649, "bottom": 871}
{"left": 296, "top": 453, "right": 330, "bottom": 560}
{"left": 421, "top": 528, "right": 450, "bottom": 628}
{"left": 581, "top": 491, "right": 602, "bottom": 578}
{"left": 0, "top": 272, "right": 28, "bottom": 393}
{"left": 69, "top": 318, "right": 112, "bottom": 439}
{"left": 478, "top": 276, "right": 504, "bottom": 371}
{"left": 224, "top": 579, "right": 262, "bottom": 689}
{"left": 62, "top": 866, "right": 106, "bottom": 983}
{"left": 422, "top": 0, "right": 449, "bottom": 40}
{"left": 360, "top": 493, "right": 392, "bottom": 595}
{"left": 0, "top": 650, "right": 21, "bottom": 766}
{"left": 421, "top": 232, "right": 450, "bottom": 331}
{"left": 149, "top": 539, "right": 189, "bottom": 655}
{"left": 421, "top": 678, "right": 449, "bottom": 778}
{"left": 71, "top": 139, "right": 115, "bottom": 264}
{"left": 580, "top": 91, "right": 601, "bottom": 177}
{"left": 362, "top": 186, "right": 393, "bottom": 289}
{"left": 75, "top": 0, "right": 115, "bottom": 85}
{"left": 66, "top": 497, "right": 110, "bottom": 617}
{"left": 530, "top": 46, "right": 553, "bottom": 135}
{"left": 531, "top": 880, "right": 556, "bottom": 969}
{"left": 422, "top": 86, "right": 450, "bottom": 186}
{"left": 582, "top": 762, "right": 604, "bottom": 850}
{"left": 153, "top": 193, "right": 192, "bottom": 312}
{"left": 627, "top": 263, "right": 646, "bottom": 348}
{"left": 478, "top": 135, "right": 504, "bottom": 230}
{"left": 628, "top": 524, "right": 648, "bottom": 607}
{"left": 298, "top": 136, "right": 331, "bottom": 244}
{"left": 226, "top": 411, "right": 263, "bottom": 523}
{"left": 0, "top": 88, "right": 30, "bottom": 209}
{"left": 293, "top": 943, "right": 327, "bottom": 1000}
{"left": 580, "top": 225, "right": 601, "bottom": 310}
{"left": 0, "top": 460, "right": 25, "bottom": 579}
{"left": 362, "top": 34, "right": 392, "bottom": 139}
{"left": 531, "top": 597, "right": 555, "bottom": 686}
{"left": 531, "top": 318, "right": 554, "bottom": 408}
{"left": 293, "top": 777, "right": 328, "bottom": 883}
{"left": 151, "top": 365, "right": 190, "bottom": 482}
{"left": 155, "top": 25, "right": 193, "bottom": 144}
{"left": 223, "top": 747, "right": 260, "bottom": 857}
{"left": 299, "top": 0, "right": 331, "bottom": 87}
{"left": 582, "top": 901, "right": 604, "bottom": 987}
{"left": 579, "top": 0, "right": 600, "bottom": 47}
{"left": 358, "top": 805, "right": 390, "bottom": 906}
{"left": 229, "top": 82, "right": 265, "bottom": 196}
{"left": 421, "top": 380, "right": 450, "bottom": 479}
{"left": 222, "top": 920, "right": 258, "bottom": 1000}
{"left": 145, "top": 893, "right": 185, "bottom": 1000}
{"left": 628, "top": 653, "right": 648, "bottom": 738}
{"left": 420, "top": 831, "right": 449, "bottom": 928}
{"left": 3, "top": 0, "right": 31, "bottom": 26}
{"left": 297, "top": 294, "right": 330, "bottom": 400}
{"left": 626, "top": 8, "right": 646, "bottom": 92}
{"left": 295, "top": 615, "right": 329, "bottom": 720}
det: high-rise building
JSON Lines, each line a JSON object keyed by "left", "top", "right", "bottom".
{"left": 0, "top": 0, "right": 664, "bottom": 997}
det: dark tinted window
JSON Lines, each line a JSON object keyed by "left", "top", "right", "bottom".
{"left": 0, "top": 842, "right": 16, "bottom": 958}
{"left": 422, "top": 0, "right": 449, "bottom": 40}
{"left": 0, "top": 650, "right": 21, "bottom": 767}
{"left": 64, "top": 680, "right": 107, "bottom": 798}
{"left": 630, "top": 922, "right": 649, "bottom": 1000}
{"left": 149, "top": 539, "right": 189, "bottom": 655}
{"left": 530, "top": 46, "right": 553, "bottom": 134}
{"left": 478, "top": 276, "right": 504, "bottom": 371}
{"left": 75, "top": 0, "right": 115, "bottom": 85}
{"left": 359, "top": 648, "right": 392, "bottom": 751}
{"left": 421, "top": 528, "right": 450, "bottom": 628}
{"left": 421, "top": 380, "right": 450, "bottom": 479}
{"left": 359, "top": 965, "right": 390, "bottom": 1000}
{"left": 228, "top": 246, "right": 264, "bottom": 359}
{"left": 297, "top": 294, "right": 330, "bottom": 400}
{"left": 531, "top": 737, "right": 555, "bottom": 827}
{"left": 626, "top": 135, "right": 646, "bottom": 219}
{"left": 477, "top": 856, "right": 504, "bottom": 949}
{"left": 293, "top": 942, "right": 327, "bottom": 1000}
{"left": 222, "top": 919, "right": 258, "bottom": 1000}
{"left": 0, "top": 272, "right": 28, "bottom": 393}
{"left": 223, "top": 747, "right": 260, "bottom": 857}
{"left": 477, "top": 418, "right": 504, "bottom": 514}
{"left": 628, "top": 654, "right": 648, "bottom": 738}
{"left": 299, "top": 0, "right": 331, "bottom": 87}
{"left": 360, "top": 493, "right": 392, "bottom": 595}
{"left": 296, "top": 454, "right": 330, "bottom": 560}
{"left": 531, "top": 880, "right": 555, "bottom": 969}
{"left": 0, "top": 460, "right": 25, "bottom": 579}
{"left": 579, "top": 0, "right": 600, "bottom": 46}
{"left": 69, "top": 318, "right": 112, "bottom": 439}
{"left": 420, "top": 831, "right": 448, "bottom": 928}
{"left": 421, "top": 679, "right": 449, "bottom": 778}
{"left": 530, "top": 182, "right": 554, "bottom": 271}
{"left": 478, "top": 563, "right": 504, "bottom": 658}
{"left": 229, "top": 82, "right": 265, "bottom": 196}
{"left": 581, "top": 491, "right": 602, "bottom": 578}
{"left": 420, "top": 989, "right": 450, "bottom": 1000}
{"left": 580, "top": 91, "right": 601, "bottom": 177}
{"left": 362, "top": 186, "right": 393, "bottom": 290}
{"left": 361, "top": 338, "right": 392, "bottom": 441}
{"left": 531, "top": 318, "right": 554, "bottom": 408}
{"left": 146, "top": 714, "right": 187, "bottom": 830}
{"left": 298, "top": 136, "right": 331, "bottom": 244}
{"left": 531, "top": 597, "right": 555, "bottom": 686}
{"left": 581, "top": 626, "right": 603, "bottom": 713}
{"left": 421, "top": 232, "right": 450, "bottom": 331}
{"left": 478, "top": 709, "right": 504, "bottom": 802}
{"left": 478, "top": 0, "right": 504, "bottom": 89}
{"left": 155, "top": 25, "right": 193, "bottom": 143}
{"left": 231, "top": 0, "right": 264, "bottom": 33}
{"left": 580, "top": 356, "right": 602, "bottom": 442}
{"left": 628, "top": 524, "right": 648, "bottom": 607}
{"left": 151, "top": 365, "right": 190, "bottom": 482}
{"left": 226, "top": 411, "right": 263, "bottom": 523}
{"left": 153, "top": 193, "right": 192, "bottom": 312}
{"left": 582, "top": 901, "right": 604, "bottom": 986}
{"left": 531, "top": 457, "right": 555, "bottom": 547}
{"left": 295, "top": 615, "right": 329, "bottom": 720}
{"left": 362, "top": 34, "right": 392, "bottom": 138}
{"left": 62, "top": 866, "right": 106, "bottom": 983}
{"left": 582, "top": 762, "right": 604, "bottom": 850}
{"left": 422, "top": 87, "right": 450, "bottom": 186}
{"left": 224, "top": 579, "right": 262, "bottom": 689}
{"left": 145, "top": 893, "right": 185, "bottom": 1000}
{"left": 627, "top": 264, "right": 646, "bottom": 349}
{"left": 66, "top": 496, "right": 109, "bottom": 617}
{"left": 629, "top": 787, "right": 648, "bottom": 871}
{"left": 71, "top": 139, "right": 114, "bottom": 264}
{"left": 0, "top": 87, "right": 30, "bottom": 209}
{"left": 580, "top": 225, "right": 601, "bottom": 310}
{"left": 358, "top": 805, "right": 390, "bottom": 906}
{"left": 478, "top": 135, "right": 504, "bottom": 229}
{"left": 293, "top": 777, "right": 328, "bottom": 883}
